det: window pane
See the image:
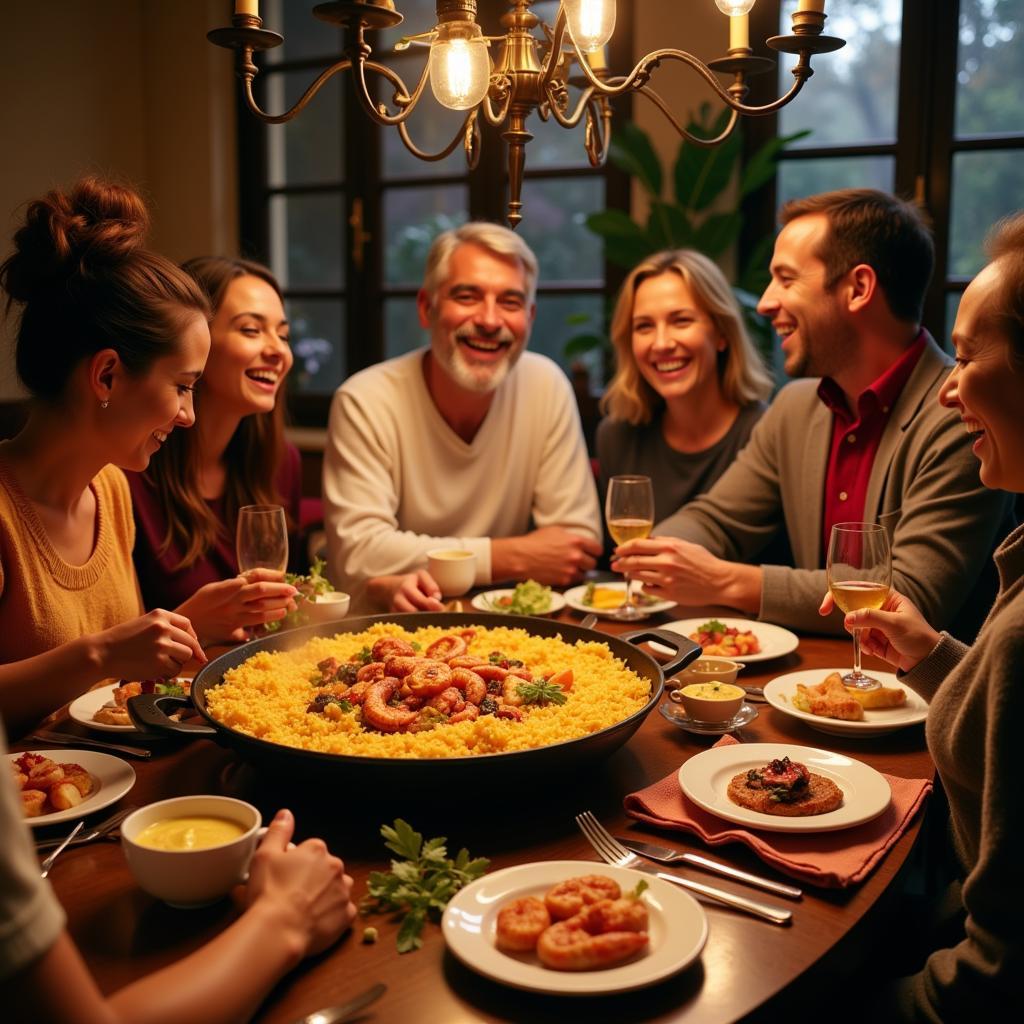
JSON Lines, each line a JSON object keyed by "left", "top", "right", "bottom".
{"left": 778, "top": 0, "right": 902, "bottom": 147}
{"left": 269, "top": 193, "right": 344, "bottom": 290}
{"left": 264, "top": 0, "right": 342, "bottom": 64}
{"left": 381, "top": 83, "right": 472, "bottom": 178}
{"left": 384, "top": 298, "right": 425, "bottom": 361}
{"left": 518, "top": 177, "right": 605, "bottom": 282}
{"left": 266, "top": 71, "right": 343, "bottom": 187}
{"left": 289, "top": 299, "right": 345, "bottom": 395}
{"left": 531, "top": 294, "right": 605, "bottom": 380}
{"left": 526, "top": 99, "right": 600, "bottom": 170}
{"left": 948, "top": 148, "right": 1024, "bottom": 276}
{"left": 383, "top": 186, "right": 469, "bottom": 286}
{"left": 776, "top": 155, "right": 894, "bottom": 207}
{"left": 956, "top": 0, "right": 1024, "bottom": 136}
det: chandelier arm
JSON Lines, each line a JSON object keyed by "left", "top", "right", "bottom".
{"left": 396, "top": 108, "right": 480, "bottom": 162}
{"left": 481, "top": 84, "right": 513, "bottom": 128}
{"left": 538, "top": 6, "right": 569, "bottom": 92}
{"left": 240, "top": 58, "right": 352, "bottom": 125}
{"left": 349, "top": 57, "right": 431, "bottom": 126}
{"left": 583, "top": 97, "right": 611, "bottom": 166}
{"left": 543, "top": 80, "right": 597, "bottom": 130}
{"left": 636, "top": 86, "right": 741, "bottom": 146}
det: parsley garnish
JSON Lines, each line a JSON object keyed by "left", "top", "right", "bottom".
{"left": 699, "top": 619, "right": 728, "bottom": 634}
{"left": 361, "top": 820, "right": 489, "bottom": 953}
{"left": 515, "top": 678, "right": 569, "bottom": 706}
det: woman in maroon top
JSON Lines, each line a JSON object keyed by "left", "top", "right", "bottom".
{"left": 127, "top": 258, "right": 299, "bottom": 644}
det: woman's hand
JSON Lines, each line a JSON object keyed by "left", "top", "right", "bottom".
{"left": 92, "top": 608, "right": 207, "bottom": 678}
{"left": 243, "top": 809, "right": 357, "bottom": 960}
{"left": 818, "top": 590, "right": 941, "bottom": 673}
{"left": 366, "top": 571, "right": 445, "bottom": 612}
{"left": 177, "top": 570, "right": 298, "bottom": 645}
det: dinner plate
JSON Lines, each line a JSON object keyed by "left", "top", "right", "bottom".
{"left": 763, "top": 669, "right": 929, "bottom": 737}
{"left": 677, "top": 742, "right": 891, "bottom": 833}
{"left": 563, "top": 583, "right": 676, "bottom": 619}
{"left": 11, "top": 749, "right": 137, "bottom": 828}
{"left": 651, "top": 618, "right": 799, "bottom": 663}
{"left": 470, "top": 589, "right": 567, "bottom": 616}
{"left": 659, "top": 700, "right": 758, "bottom": 735}
{"left": 68, "top": 680, "right": 189, "bottom": 733}
{"left": 443, "top": 860, "right": 707, "bottom": 995}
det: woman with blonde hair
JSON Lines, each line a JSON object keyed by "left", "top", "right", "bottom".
{"left": 596, "top": 248, "right": 773, "bottom": 525}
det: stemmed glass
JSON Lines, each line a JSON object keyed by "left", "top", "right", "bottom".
{"left": 236, "top": 504, "right": 288, "bottom": 577}
{"left": 826, "top": 522, "right": 892, "bottom": 691}
{"left": 605, "top": 475, "right": 655, "bottom": 621}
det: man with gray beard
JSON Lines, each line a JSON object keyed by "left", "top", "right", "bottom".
{"left": 323, "top": 222, "right": 602, "bottom": 612}
{"left": 611, "top": 189, "right": 1013, "bottom": 639}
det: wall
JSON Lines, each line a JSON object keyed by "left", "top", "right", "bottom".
{"left": 0, "top": 0, "right": 237, "bottom": 399}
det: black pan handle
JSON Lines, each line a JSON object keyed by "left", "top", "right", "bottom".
{"left": 620, "top": 628, "right": 702, "bottom": 679}
{"left": 127, "top": 694, "right": 217, "bottom": 737}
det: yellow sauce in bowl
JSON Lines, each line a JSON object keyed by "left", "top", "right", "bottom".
{"left": 680, "top": 682, "right": 745, "bottom": 701}
{"left": 134, "top": 816, "right": 246, "bottom": 851}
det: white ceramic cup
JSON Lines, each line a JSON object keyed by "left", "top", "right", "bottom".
{"left": 426, "top": 548, "right": 477, "bottom": 597}
{"left": 121, "top": 795, "right": 263, "bottom": 908}
{"left": 305, "top": 591, "right": 351, "bottom": 624}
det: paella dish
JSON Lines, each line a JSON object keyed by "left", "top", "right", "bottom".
{"left": 205, "top": 623, "right": 652, "bottom": 758}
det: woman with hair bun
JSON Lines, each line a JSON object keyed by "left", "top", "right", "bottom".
{"left": 596, "top": 249, "right": 773, "bottom": 527}
{"left": 127, "top": 256, "right": 302, "bottom": 633}
{"left": 0, "top": 178, "right": 291, "bottom": 735}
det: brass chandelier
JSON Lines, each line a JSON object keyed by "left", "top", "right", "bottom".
{"left": 209, "top": 1, "right": 845, "bottom": 226}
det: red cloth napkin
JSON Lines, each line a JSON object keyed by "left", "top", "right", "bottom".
{"left": 624, "top": 736, "right": 932, "bottom": 889}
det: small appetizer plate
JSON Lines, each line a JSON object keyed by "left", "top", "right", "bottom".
{"left": 659, "top": 700, "right": 758, "bottom": 736}
{"left": 763, "top": 670, "right": 929, "bottom": 738}
{"left": 69, "top": 680, "right": 189, "bottom": 733}
{"left": 562, "top": 582, "right": 676, "bottom": 619}
{"left": 651, "top": 618, "right": 799, "bottom": 663}
{"left": 470, "top": 589, "right": 566, "bottom": 615}
{"left": 443, "top": 860, "right": 707, "bottom": 995}
{"left": 677, "top": 742, "right": 891, "bottom": 833}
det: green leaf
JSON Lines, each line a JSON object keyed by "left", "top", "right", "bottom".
{"left": 694, "top": 211, "right": 742, "bottom": 260}
{"left": 608, "top": 121, "right": 662, "bottom": 198}
{"left": 738, "top": 235, "right": 775, "bottom": 294}
{"left": 675, "top": 107, "right": 742, "bottom": 212}
{"left": 563, "top": 333, "right": 607, "bottom": 358}
{"left": 396, "top": 907, "right": 426, "bottom": 953}
{"left": 382, "top": 819, "right": 422, "bottom": 861}
{"left": 585, "top": 210, "right": 656, "bottom": 268}
{"left": 564, "top": 311, "right": 593, "bottom": 326}
{"left": 646, "top": 201, "right": 694, "bottom": 250}
{"left": 739, "top": 129, "right": 812, "bottom": 197}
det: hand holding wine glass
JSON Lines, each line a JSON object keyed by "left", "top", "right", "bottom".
{"left": 606, "top": 475, "right": 655, "bottom": 621}
{"left": 826, "top": 522, "right": 892, "bottom": 690}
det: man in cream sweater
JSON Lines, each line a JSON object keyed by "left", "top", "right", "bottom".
{"left": 323, "top": 222, "right": 602, "bottom": 612}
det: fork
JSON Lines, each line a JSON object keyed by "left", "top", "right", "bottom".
{"left": 39, "top": 821, "right": 84, "bottom": 878}
{"left": 35, "top": 806, "right": 135, "bottom": 852}
{"left": 576, "top": 811, "right": 792, "bottom": 926}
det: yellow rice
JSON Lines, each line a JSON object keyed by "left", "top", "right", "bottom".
{"left": 205, "top": 622, "right": 651, "bottom": 758}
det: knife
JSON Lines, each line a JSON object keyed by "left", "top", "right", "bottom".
{"left": 28, "top": 731, "right": 152, "bottom": 760}
{"left": 616, "top": 837, "right": 803, "bottom": 900}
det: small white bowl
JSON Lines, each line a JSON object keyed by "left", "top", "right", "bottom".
{"left": 670, "top": 656, "right": 744, "bottom": 688}
{"left": 121, "top": 796, "right": 262, "bottom": 908}
{"left": 426, "top": 548, "right": 477, "bottom": 597}
{"left": 675, "top": 681, "right": 746, "bottom": 724}
{"left": 305, "top": 591, "right": 350, "bottom": 624}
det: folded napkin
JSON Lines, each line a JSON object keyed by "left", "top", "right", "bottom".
{"left": 624, "top": 736, "right": 932, "bottom": 889}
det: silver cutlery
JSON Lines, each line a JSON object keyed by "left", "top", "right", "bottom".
{"left": 35, "top": 806, "right": 136, "bottom": 852}
{"left": 613, "top": 836, "right": 802, "bottom": 899}
{"left": 29, "top": 730, "right": 152, "bottom": 759}
{"left": 579, "top": 613, "right": 599, "bottom": 630}
{"left": 290, "top": 981, "right": 387, "bottom": 1024}
{"left": 576, "top": 811, "right": 792, "bottom": 926}
{"left": 39, "top": 821, "right": 84, "bottom": 878}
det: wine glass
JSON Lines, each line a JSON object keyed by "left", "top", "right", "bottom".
{"left": 605, "top": 475, "right": 655, "bottom": 621}
{"left": 826, "top": 522, "right": 892, "bottom": 691}
{"left": 236, "top": 504, "right": 288, "bottom": 577}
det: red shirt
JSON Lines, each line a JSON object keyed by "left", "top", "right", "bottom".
{"left": 818, "top": 332, "right": 927, "bottom": 559}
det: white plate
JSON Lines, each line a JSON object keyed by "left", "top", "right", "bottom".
{"left": 11, "top": 749, "right": 136, "bottom": 828}
{"left": 677, "top": 742, "right": 891, "bottom": 833}
{"left": 443, "top": 860, "right": 707, "bottom": 995}
{"left": 563, "top": 583, "right": 676, "bottom": 619}
{"left": 763, "top": 669, "right": 929, "bottom": 738}
{"left": 470, "top": 589, "right": 567, "bottom": 616}
{"left": 651, "top": 618, "right": 799, "bottom": 663}
{"left": 68, "top": 680, "right": 188, "bottom": 733}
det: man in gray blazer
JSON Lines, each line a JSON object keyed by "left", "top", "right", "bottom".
{"left": 612, "top": 189, "right": 1012, "bottom": 636}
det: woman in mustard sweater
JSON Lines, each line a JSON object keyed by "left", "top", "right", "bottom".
{"left": 0, "top": 178, "right": 292, "bottom": 735}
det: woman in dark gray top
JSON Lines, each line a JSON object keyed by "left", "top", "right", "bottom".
{"left": 597, "top": 249, "right": 773, "bottom": 527}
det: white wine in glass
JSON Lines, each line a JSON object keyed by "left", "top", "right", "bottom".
{"left": 605, "top": 475, "right": 655, "bottom": 621}
{"left": 826, "top": 522, "right": 892, "bottom": 691}
{"left": 236, "top": 504, "right": 288, "bottom": 576}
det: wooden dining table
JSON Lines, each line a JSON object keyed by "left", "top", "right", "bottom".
{"left": 20, "top": 604, "right": 935, "bottom": 1024}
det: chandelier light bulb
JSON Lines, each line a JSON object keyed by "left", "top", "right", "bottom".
{"left": 429, "top": 21, "right": 490, "bottom": 111}
{"left": 563, "top": 0, "right": 616, "bottom": 53}
{"left": 715, "top": 1, "right": 757, "bottom": 16}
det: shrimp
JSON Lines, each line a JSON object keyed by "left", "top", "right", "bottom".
{"left": 495, "top": 897, "right": 551, "bottom": 952}
{"left": 450, "top": 668, "right": 487, "bottom": 705}
{"left": 535, "top": 920, "right": 648, "bottom": 971}
{"left": 449, "top": 703, "right": 480, "bottom": 724}
{"left": 425, "top": 634, "right": 467, "bottom": 661}
{"left": 427, "top": 687, "right": 465, "bottom": 715}
{"left": 357, "top": 661, "right": 387, "bottom": 682}
{"left": 384, "top": 655, "right": 423, "bottom": 679}
{"left": 345, "top": 680, "right": 372, "bottom": 705}
{"left": 448, "top": 655, "right": 487, "bottom": 669}
{"left": 544, "top": 875, "right": 622, "bottom": 920}
{"left": 501, "top": 677, "right": 527, "bottom": 707}
{"left": 362, "top": 677, "right": 418, "bottom": 733}
{"left": 406, "top": 660, "right": 453, "bottom": 696}
{"left": 371, "top": 636, "right": 415, "bottom": 662}
{"left": 573, "top": 897, "right": 648, "bottom": 935}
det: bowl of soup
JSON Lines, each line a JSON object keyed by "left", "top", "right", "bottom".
{"left": 426, "top": 548, "right": 477, "bottom": 597}
{"left": 675, "top": 681, "right": 746, "bottom": 723}
{"left": 670, "top": 656, "right": 744, "bottom": 688}
{"left": 305, "top": 590, "right": 351, "bottom": 624}
{"left": 121, "top": 796, "right": 262, "bottom": 907}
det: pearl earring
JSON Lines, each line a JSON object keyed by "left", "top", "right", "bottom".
{"left": 101, "top": 400, "right": 109, "bottom": 409}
